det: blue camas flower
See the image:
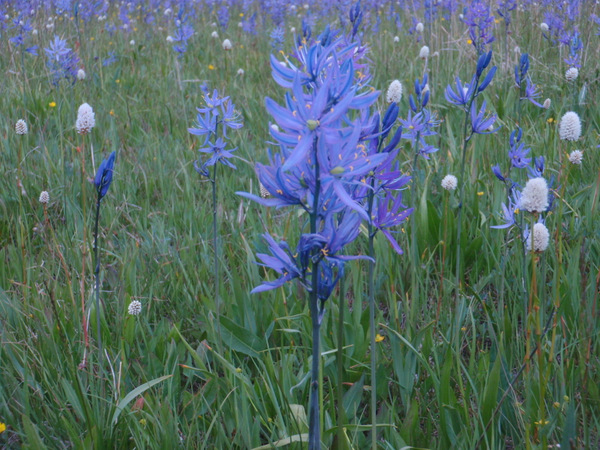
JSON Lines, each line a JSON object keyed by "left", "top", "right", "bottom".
{"left": 44, "top": 35, "right": 79, "bottom": 85}
{"left": 470, "top": 99, "right": 499, "bottom": 134}
{"left": 189, "top": 89, "right": 242, "bottom": 175}
{"left": 252, "top": 233, "right": 303, "bottom": 293}
{"left": 95, "top": 151, "right": 116, "bottom": 199}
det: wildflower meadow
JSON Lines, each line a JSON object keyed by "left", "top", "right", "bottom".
{"left": 1, "top": 0, "right": 600, "bottom": 448}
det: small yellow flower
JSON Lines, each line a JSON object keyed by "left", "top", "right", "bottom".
{"left": 239, "top": 13, "right": 244, "bottom": 17}
{"left": 109, "top": 110, "right": 115, "bottom": 116}
{"left": 461, "top": 326, "right": 467, "bottom": 332}
{"left": 494, "top": 19, "right": 501, "bottom": 24}
{"left": 134, "top": 27, "right": 138, "bottom": 32}
{"left": 0, "top": 422, "right": 6, "bottom": 433}
{"left": 235, "top": 367, "right": 242, "bottom": 373}
{"left": 514, "top": 208, "right": 520, "bottom": 214}
{"left": 534, "top": 419, "right": 549, "bottom": 426}
{"left": 553, "top": 402, "right": 560, "bottom": 408}
{"left": 375, "top": 333, "right": 385, "bottom": 343}
{"left": 467, "top": 39, "right": 473, "bottom": 45}
{"left": 49, "top": 101, "right": 56, "bottom": 108}
{"left": 90, "top": 37, "right": 95, "bottom": 41}
{"left": 477, "top": 191, "right": 484, "bottom": 196}
{"left": 547, "top": 117, "right": 554, "bottom": 123}
{"left": 208, "top": 64, "right": 215, "bottom": 70}
{"left": 115, "top": 79, "right": 120, "bottom": 84}
{"left": 139, "top": 419, "right": 147, "bottom": 427}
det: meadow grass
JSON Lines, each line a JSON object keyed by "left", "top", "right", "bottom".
{"left": 1, "top": 2, "right": 599, "bottom": 449}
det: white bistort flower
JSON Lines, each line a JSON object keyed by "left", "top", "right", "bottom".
{"left": 568, "top": 150, "right": 583, "bottom": 165}
{"left": 15, "top": 119, "right": 28, "bottom": 135}
{"left": 441, "top": 174, "right": 458, "bottom": 191}
{"left": 520, "top": 177, "right": 549, "bottom": 213}
{"left": 559, "top": 111, "right": 581, "bottom": 141}
{"left": 76, "top": 103, "right": 95, "bottom": 135}
{"left": 259, "top": 181, "right": 270, "bottom": 198}
{"left": 393, "top": 35, "right": 400, "bottom": 43}
{"left": 542, "top": 98, "right": 551, "bottom": 109}
{"left": 128, "top": 300, "right": 142, "bottom": 316}
{"left": 222, "top": 38, "right": 232, "bottom": 50}
{"left": 416, "top": 22, "right": 424, "bottom": 33}
{"left": 419, "top": 45, "right": 430, "bottom": 59}
{"left": 39, "top": 191, "right": 49, "bottom": 204}
{"left": 77, "top": 68, "right": 86, "bottom": 80}
{"left": 565, "top": 67, "right": 578, "bottom": 82}
{"left": 540, "top": 22, "right": 549, "bottom": 32}
{"left": 237, "top": 68, "right": 244, "bottom": 76}
{"left": 211, "top": 30, "right": 219, "bottom": 38}
{"left": 166, "top": 35, "right": 174, "bottom": 43}
{"left": 386, "top": 80, "right": 403, "bottom": 103}
{"left": 525, "top": 222, "right": 550, "bottom": 252}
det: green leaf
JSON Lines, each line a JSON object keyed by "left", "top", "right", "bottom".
{"left": 481, "top": 355, "right": 501, "bottom": 435}
{"left": 343, "top": 375, "right": 365, "bottom": 419}
{"left": 21, "top": 414, "right": 47, "bottom": 449}
{"left": 251, "top": 433, "right": 310, "bottom": 449}
{"left": 561, "top": 402, "right": 576, "bottom": 449}
{"left": 111, "top": 375, "right": 173, "bottom": 425}
{"left": 220, "top": 315, "right": 265, "bottom": 357}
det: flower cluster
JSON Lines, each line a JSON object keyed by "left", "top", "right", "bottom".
{"left": 559, "top": 111, "right": 581, "bottom": 141}
{"left": 491, "top": 129, "right": 552, "bottom": 253}
{"left": 188, "top": 88, "right": 243, "bottom": 176}
{"left": 44, "top": 35, "right": 80, "bottom": 85}
{"left": 76, "top": 103, "right": 95, "bottom": 135}
{"left": 445, "top": 50, "right": 499, "bottom": 137}
{"left": 462, "top": 0, "right": 495, "bottom": 55}
{"left": 171, "top": 11, "right": 194, "bottom": 55}
{"left": 514, "top": 53, "right": 543, "bottom": 108}
{"left": 239, "top": 26, "right": 412, "bottom": 297}
{"left": 15, "top": 119, "right": 28, "bottom": 135}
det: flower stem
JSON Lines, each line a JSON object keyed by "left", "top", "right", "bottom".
{"left": 93, "top": 196, "right": 103, "bottom": 367}
{"left": 212, "top": 164, "right": 222, "bottom": 347}
{"left": 410, "top": 132, "right": 421, "bottom": 333}
{"left": 368, "top": 230, "right": 377, "bottom": 450}
{"left": 336, "top": 274, "right": 347, "bottom": 447}
{"left": 308, "top": 138, "right": 322, "bottom": 450}
{"left": 80, "top": 137, "right": 89, "bottom": 349}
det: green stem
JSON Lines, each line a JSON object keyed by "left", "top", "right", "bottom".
{"left": 93, "top": 196, "right": 103, "bottom": 367}
{"left": 368, "top": 230, "right": 377, "bottom": 450}
{"left": 308, "top": 138, "right": 322, "bottom": 450}
{"left": 365, "top": 166, "right": 378, "bottom": 449}
{"left": 212, "top": 164, "right": 222, "bottom": 347}
{"left": 336, "top": 275, "right": 347, "bottom": 446}
{"left": 410, "top": 133, "right": 421, "bottom": 334}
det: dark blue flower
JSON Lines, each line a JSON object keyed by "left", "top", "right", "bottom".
{"left": 492, "top": 164, "right": 506, "bottom": 182}
{"left": 521, "top": 78, "right": 543, "bottom": 107}
{"left": 470, "top": 99, "right": 499, "bottom": 134}
{"left": 197, "top": 138, "right": 237, "bottom": 170}
{"left": 251, "top": 234, "right": 303, "bottom": 293}
{"left": 445, "top": 76, "right": 476, "bottom": 107}
{"left": 95, "top": 151, "right": 116, "bottom": 199}
{"left": 373, "top": 191, "right": 414, "bottom": 254}
{"left": 509, "top": 142, "right": 531, "bottom": 169}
